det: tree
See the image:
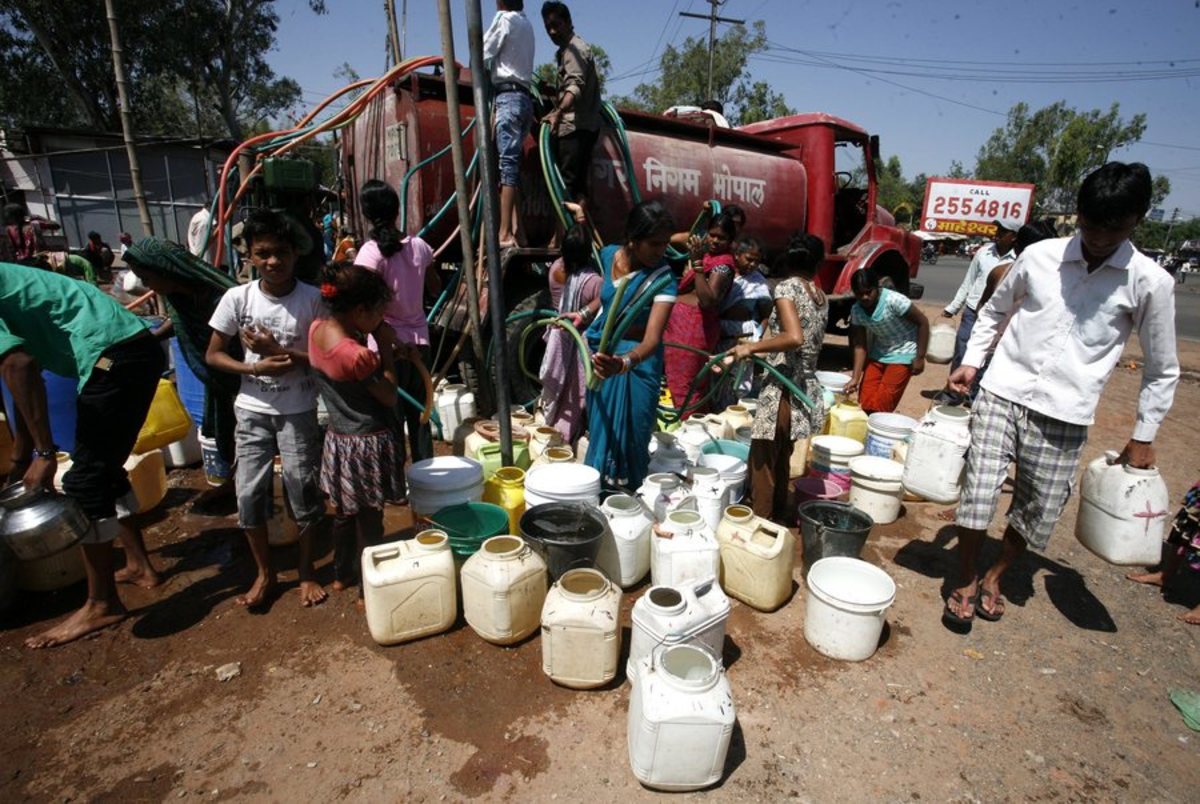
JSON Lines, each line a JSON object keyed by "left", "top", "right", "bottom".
{"left": 613, "top": 21, "right": 794, "bottom": 126}
{"left": 533, "top": 44, "right": 612, "bottom": 96}
{"left": 0, "top": 0, "right": 322, "bottom": 139}
{"left": 974, "top": 101, "right": 1149, "bottom": 214}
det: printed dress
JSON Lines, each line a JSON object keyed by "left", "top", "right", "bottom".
{"left": 1168, "top": 480, "right": 1200, "bottom": 570}
{"left": 750, "top": 277, "right": 828, "bottom": 440}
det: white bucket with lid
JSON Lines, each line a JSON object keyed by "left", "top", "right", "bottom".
{"left": 808, "top": 435, "right": 864, "bottom": 477}
{"left": 804, "top": 556, "right": 896, "bottom": 661}
{"left": 865, "top": 413, "right": 918, "bottom": 459}
{"left": 523, "top": 462, "right": 601, "bottom": 509}
{"left": 848, "top": 456, "right": 905, "bottom": 525}
{"left": 407, "top": 456, "right": 485, "bottom": 517}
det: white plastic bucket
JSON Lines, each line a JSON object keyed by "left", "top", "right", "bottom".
{"left": 848, "top": 456, "right": 905, "bottom": 525}
{"left": 407, "top": 456, "right": 485, "bottom": 517}
{"left": 808, "top": 435, "right": 864, "bottom": 476}
{"left": 523, "top": 462, "right": 601, "bottom": 509}
{"left": 804, "top": 556, "right": 896, "bottom": 661}
{"left": 815, "top": 371, "right": 851, "bottom": 395}
{"left": 864, "top": 413, "right": 917, "bottom": 459}
{"left": 927, "top": 324, "right": 956, "bottom": 364}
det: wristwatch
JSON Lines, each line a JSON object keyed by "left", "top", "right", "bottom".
{"left": 33, "top": 446, "right": 59, "bottom": 459}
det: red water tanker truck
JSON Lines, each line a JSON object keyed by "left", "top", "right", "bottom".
{"left": 340, "top": 70, "right": 922, "bottom": 393}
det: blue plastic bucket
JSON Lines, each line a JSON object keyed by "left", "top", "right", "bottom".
{"left": 171, "top": 339, "right": 206, "bottom": 427}
{"left": 2, "top": 371, "right": 78, "bottom": 454}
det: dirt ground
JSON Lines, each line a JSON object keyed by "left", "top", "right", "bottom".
{"left": 2, "top": 303, "right": 1198, "bottom": 802}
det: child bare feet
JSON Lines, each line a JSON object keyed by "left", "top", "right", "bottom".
{"left": 115, "top": 564, "right": 162, "bottom": 589}
{"left": 299, "top": 580, "right": 328, "bottom": 607}
{"left": 237, "top": 574, "right": 276, "bottom": 608}
{"left": 1179, "top": 605, "right": 1200, "bottom": 625}
{"left": 332, "top": 579, "right": 349, "bottom": 592}
{"left": 355, "top": 597, "right": 366, "bottom": 613}
{"left": 1126, "top": 570, "right": 1166, "bottom": 587}
{"left": 25, "top": 598, "right": 127, "bottom": 649}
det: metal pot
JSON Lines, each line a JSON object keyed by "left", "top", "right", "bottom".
{"left": 0, "top": 483, "right": 90, "bottom": 561}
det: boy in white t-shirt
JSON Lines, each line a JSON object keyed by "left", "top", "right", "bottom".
{"left": 206, "top": 210, "right": 326, "bottom": 609}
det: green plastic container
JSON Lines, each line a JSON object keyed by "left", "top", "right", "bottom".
{"left": 262, "top": 157, "right": 316, "bottom": 192}
{"left": 429, "top": 502, "right": 510, "bottom": 558}
{"left": 701, "top": 439, "right": 750, "bottom": 462}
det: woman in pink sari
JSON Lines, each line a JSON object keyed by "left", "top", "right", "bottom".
{"left": 663, "top": 211, "right": 737, "bottom": 417}
{"left": 539, "top": 218, "right": 602, "bottom": 443}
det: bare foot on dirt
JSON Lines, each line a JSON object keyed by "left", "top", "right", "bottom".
{"left": 332, "top": 579, "right": 348, "bottom": 592}
{"left": 299, "top": 580, "right": 328, "bottom": 607}
{"left": 1125, "top": 570, "right": 1166, "bottom": 587}
{"left": 25, "top": 598, "right": 127, "bottom": 649}
{"left": 114, "top": 565, "right": 162, "bottom": 589}
{"left": 355, "top": 598, "right": 366, "bottom": 613}
{"left": 935, "top": 508, "right": 957, "bottom": 522}
{"left": 1178, "top": 605, "right": 1200, "bottom": 625}
{"left": 236, "top": 575, "right": 276, "bottom": 608}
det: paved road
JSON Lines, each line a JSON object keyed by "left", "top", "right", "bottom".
{"left": 915, "top": 256, "right": 1200, "bottom": 341}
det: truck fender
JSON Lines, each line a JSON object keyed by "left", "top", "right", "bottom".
{"left": 832, "top": 241, "right": 914, "bottom": 297}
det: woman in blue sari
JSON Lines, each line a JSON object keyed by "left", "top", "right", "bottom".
{"left": 584, "top": 201, "right": 677, "bottom": 489}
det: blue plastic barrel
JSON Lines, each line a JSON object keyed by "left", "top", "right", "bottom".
{"left": 2, "top": 371, "right": 79, "bottom": 454}
{"left": 171, "top": 339, "right": 206, "bottom": 428}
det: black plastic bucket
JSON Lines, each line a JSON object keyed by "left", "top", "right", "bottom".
{"left": 518, "top": 502, "right": 608, "bottom": 581}
{"left": 797, "top": 500, "right": 874, "bottom": 576}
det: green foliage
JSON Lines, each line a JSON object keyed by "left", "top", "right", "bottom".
{"left": 612, "top": 21, "right": 795, "bottom": 127}
{"left": 974, "top": 101, "right": 1149, "bottom": 214}
{"left": 0, "top": 0, "right": 310, "bottom": 140}
{"left": 534, "top": 43, "right": 612, "bottom": 96}
{"left": 1134, "top": 215, "right": 1200, "bottom": 252}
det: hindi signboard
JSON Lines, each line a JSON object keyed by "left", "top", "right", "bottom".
{"left": 920, "top": 178, "right": 1035, "bottom": 237}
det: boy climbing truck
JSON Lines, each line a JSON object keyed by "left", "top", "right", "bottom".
{"left": 216, "top": 65, "right": 922, "bottom": 404}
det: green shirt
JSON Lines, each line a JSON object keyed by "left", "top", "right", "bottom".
{"left": 0, "top": 262, "right": 149, "bottom": 390}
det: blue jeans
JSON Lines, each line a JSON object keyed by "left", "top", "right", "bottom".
{"left": 950, "top": 304, "right": 977, "bottom": 372}
{"left": 494, "top": 91, "right": 533, "bottom": 187}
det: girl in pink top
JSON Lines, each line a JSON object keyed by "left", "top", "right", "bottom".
{"left": 354, "top": 179, "right": 440, "bottom": 461}
{"left": 309, "top": 263, "right": 403, "bottom": 603}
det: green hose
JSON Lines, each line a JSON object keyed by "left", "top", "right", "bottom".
{"left": 665, "top": 199, "right": 721, "bottom": 262}
{"left": 396, "top": 385, "right": 443, "bottom": 438}
{"left": 403, "top": 118, "right": 477, "bottom": 231}
{"left": 601, "top": 102, "right": 642, "bottom": 206}
{"left": 417, "top": 149, "right": 479, "bottom": 238}
{"left": 607, "top": 271, "right": 676, "bottom": 347}
{"left": 518, "top": 317, "right": 594, "bottom": 388}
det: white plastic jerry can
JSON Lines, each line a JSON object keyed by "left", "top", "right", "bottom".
{"left": 651, "top": 510, "right": 720, "bottom": 588}
{"left": 627, "top": 643, "right": 736, "bottom": 791}
{"left": 637, "top": 473, "right": 696, "bottom": 524}
{"left": 1075, "top": 450, "right": 1172, "bottom": 566}
{"left": 460, "top": 535, "right": 548, "bottom": 645}
{"left": 627, "top": 577, "right": 730, "bottom": 681}
{"left": 540, "top": 568, "right": 622, "bottom": 689}
{"left": 595, "top": 494, "right": 653, "bottom": 588}
{"left": 714, "top": 505, "right": 796, "bottom": 612}
{"left": 361, "top": 530, "right": 458, "bottom": 646}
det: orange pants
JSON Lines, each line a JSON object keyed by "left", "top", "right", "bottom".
{"left": 860, "top": 361, "right": 913, "bottom": 414}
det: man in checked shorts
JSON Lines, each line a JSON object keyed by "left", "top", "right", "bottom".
{"left": 943, "top": 162, "right": 1179, "bottom": 626}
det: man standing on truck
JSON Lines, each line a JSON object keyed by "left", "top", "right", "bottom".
{"left": 943, "top": 162, "right": 1179, "bottom": 627}
{"left": 541, "top": 2, "right": 602, "bottom": 216}
{"left": 484, "top": 0, "right": 535, "bottom": 249}
{"left": 934, "top": 220, "right": 1017, "bottom": 405}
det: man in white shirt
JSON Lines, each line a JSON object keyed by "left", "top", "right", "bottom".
{"left": 483, "top": 0, "right": 535, "bottom": 247}
{"left": 935, "top": 221, "right": 1017, "bottom": 404}
{"left": 944, "top": 162, "right": 1179, "bottom": 627}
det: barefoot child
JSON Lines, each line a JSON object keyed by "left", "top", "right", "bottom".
{"left": 206, "top": 210, "right": 327, "bottom": 608}
{"left": 308, "top": 263, "right": 405, "bottom": 600}
{"left": 1128, "top": 479, "right": 1200, "bottom": 625}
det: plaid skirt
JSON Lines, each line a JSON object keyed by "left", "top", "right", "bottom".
{"left": 320, "top": 429, "right": 405, "bottom": 516}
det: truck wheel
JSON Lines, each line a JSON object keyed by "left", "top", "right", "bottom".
{"left": 503, "top": 287, "right": 554, "bottom": 411}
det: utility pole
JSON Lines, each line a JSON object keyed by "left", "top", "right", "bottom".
{"left": 680, "top": 0, "right": 745, "bottom": 100}
{"left": 104, "top": 0, "right": 154, "bottom": 236}
{"left": 1164, "top": 207, "right": 1180, "bottom": 250}
{"left": 385, "top": 0, "right": 402, "bottom": 66}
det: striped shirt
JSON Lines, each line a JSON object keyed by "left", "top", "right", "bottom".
{"left": 851, "top": 287, "right": 918, "bottom": 364}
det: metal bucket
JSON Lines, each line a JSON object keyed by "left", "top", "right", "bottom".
{"left": 797, "top": 500, "right": 873, "bottom": 576}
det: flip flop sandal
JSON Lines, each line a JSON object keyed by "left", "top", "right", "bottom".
{"left": 943, "top": 588, "right": 978, "bottom": 625}
{"left": 977, "top": 588, "right": 1005, "bottom": 621}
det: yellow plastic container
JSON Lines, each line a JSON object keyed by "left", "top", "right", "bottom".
{"left": 123, "top": 450, "right": 168, "bottom": 514}
{"left": 132, "top": 379, "right": 194, "bottom": 455}
{"left": 828, "top": 402, "right": 869, "bottom": 445}
{"left": 483, "top": 466, "right": 527, "bottom": 534}
{"left": 714, "top": 505, "right": 796, "bottom": 612}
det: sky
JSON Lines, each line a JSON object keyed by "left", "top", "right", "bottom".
{"left": 268, "top": 0, "right": 1200, "bottom": 220}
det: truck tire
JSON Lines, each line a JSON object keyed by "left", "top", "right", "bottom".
{"left": 504, "top": 287, "right": 554, "bottom": 411}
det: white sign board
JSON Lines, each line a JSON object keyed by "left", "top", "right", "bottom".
{"left": 920, "top": 178, "right": 1035, "bottom": 237}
